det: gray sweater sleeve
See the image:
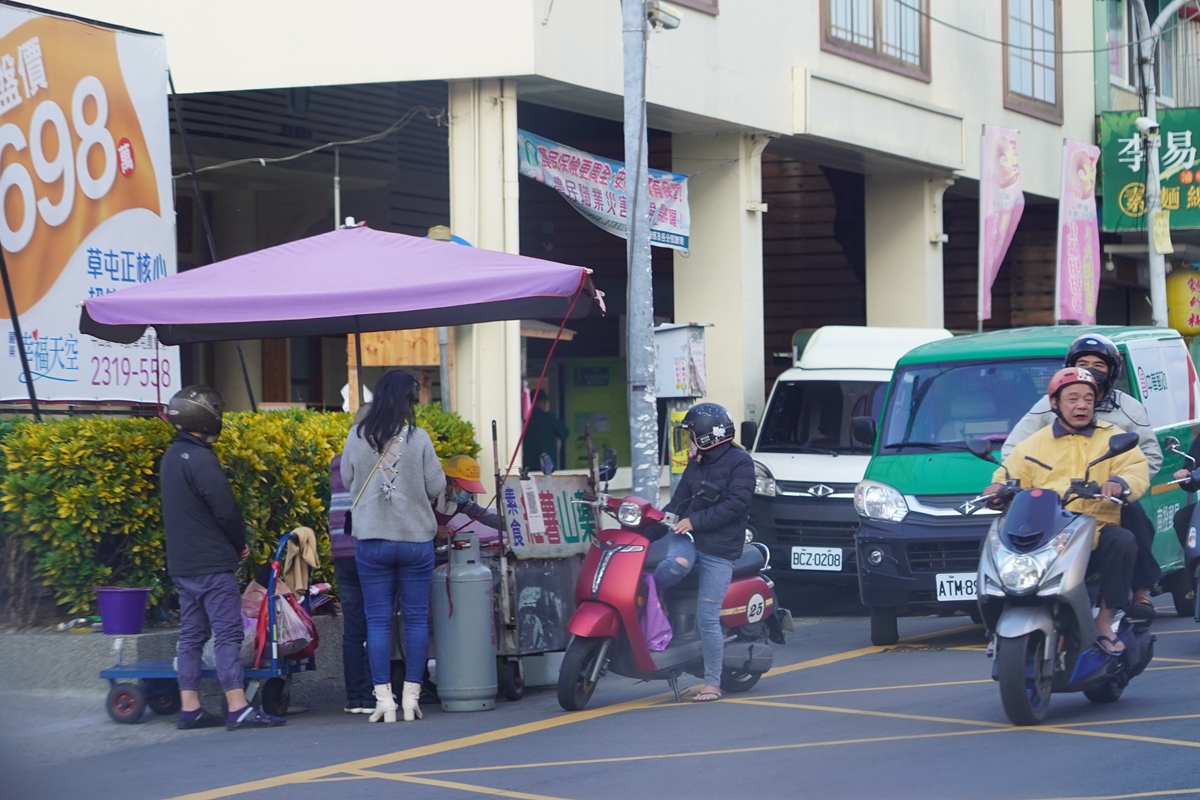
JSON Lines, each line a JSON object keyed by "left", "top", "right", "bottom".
{"left": 1107, "top": 392, "right": 1162, "bottom": 477}
{"left": 419, "top": 429, "right": 447, "bottom": 502}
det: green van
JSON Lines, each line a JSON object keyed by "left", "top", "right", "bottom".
{"left": 852, "top": 326, "right": 1200, "bottom": 646}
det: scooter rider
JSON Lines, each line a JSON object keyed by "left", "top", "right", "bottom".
{"left": 1170, "top": 436, "right": 1200, "bottom": 548}
{"left": 651, "top": 402, "right": 755, "bottom": 703}
{"left": 1002, "top": 333, "right": 1162, "bottom": 618}
{"left": 984, "top": 368, "right": 1148, "bottom": 655}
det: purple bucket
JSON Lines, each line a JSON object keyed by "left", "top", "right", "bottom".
{"left": 95, "top": 587, "right": 150, "bottom": 635}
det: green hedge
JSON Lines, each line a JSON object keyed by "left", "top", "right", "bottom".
{"left": 0, "top": 405, "right": 478, "bottom": 616}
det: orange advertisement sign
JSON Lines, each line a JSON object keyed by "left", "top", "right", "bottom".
{"left": 0, "top": 9, "right": 176, "bottom": 401}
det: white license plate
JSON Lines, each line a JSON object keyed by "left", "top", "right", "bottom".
{"left": 936, "top": 572, "right": 978, "bottom": 601}
{"left": 791, "top": 546, "right": 843, "bottom": 571}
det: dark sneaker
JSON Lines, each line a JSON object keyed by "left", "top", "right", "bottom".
{"left": 226, "top": 706, "right": 286, "bottom": 731}
{"left": 177, "top": 708, "right": 224, "bottom": 730}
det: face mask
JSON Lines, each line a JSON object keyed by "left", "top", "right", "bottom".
{"left": 1082, "top": 366, "right": 1111, "bottom": 394}
{"left": 450, "top": 488, "right": 471, "bottom": 504}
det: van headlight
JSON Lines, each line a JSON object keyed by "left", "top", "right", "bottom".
{"left": 617, "top": 502, "right": 643, "bottom": 526}
{"left": 753, "top": 461, "right": 777, "bottom": 497}
{"left": 854, "top": 480, "right": 908, "bottom": 522}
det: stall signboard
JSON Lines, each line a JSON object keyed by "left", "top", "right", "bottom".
{"left": 500, "top": 474, "right": 596, "bottom": 559}
{"left": 0, "top": 8, "right": 177, "bottom": 402}
{"left": 1101, "top": 109, "right": 1200, "bottom": 232}
{"left": 517, "top": 129, "right": 690, "bottom": 251}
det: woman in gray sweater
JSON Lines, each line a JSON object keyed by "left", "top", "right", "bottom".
{"left": 341, "top": 370, "right": 445, "bottom": 723}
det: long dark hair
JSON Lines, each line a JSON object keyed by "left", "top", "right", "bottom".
{"left": 357, "top": 370, "right": 419, "bottom": 453}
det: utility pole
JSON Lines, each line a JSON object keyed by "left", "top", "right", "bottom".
{"left": 1131, "top": 0, "right": 1191, "bottom": 327}
{"left": 622, "top": 0, "right": 658, "bottom": 501}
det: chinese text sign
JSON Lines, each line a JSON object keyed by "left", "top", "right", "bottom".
{"left": 517, "top": 129, "right": 690, "bottom": 251}
{"left": 0, "top": 9, "right": 177, "bottom": 402}
{"left": 1101, "top": 109, "right": 1200, "bottom": 231}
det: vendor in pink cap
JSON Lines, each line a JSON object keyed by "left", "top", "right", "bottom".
{"left": 432, "top": 454, "right": 501, "bottom": 538}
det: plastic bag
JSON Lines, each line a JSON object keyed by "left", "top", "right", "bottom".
{"left": 639, "top": 574, "right": 673, "bottom": 652}
{"left": 251, "top": 587, "right": 318, "bottom": 666}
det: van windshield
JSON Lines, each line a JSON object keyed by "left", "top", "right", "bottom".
{"left": 757, "top": 380, "right": 885, "bottom": 455}
{"left": 878, "top": 358, "right": 1060, "bottom": 453}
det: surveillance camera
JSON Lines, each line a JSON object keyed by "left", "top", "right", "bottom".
{"left": 1135, "top": 116, "right": 1160, "bottom": 136}
{"left": 647, "top": 0, "right": 683, "bottom": 30}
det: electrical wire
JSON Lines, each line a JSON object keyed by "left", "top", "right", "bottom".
{"left": 171, "top": 105, "right": 447, "bottom": 179}
{"left": 893, "top": 0, "right": 1195, "bottom": 56}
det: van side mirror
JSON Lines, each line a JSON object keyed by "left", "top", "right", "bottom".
{"left": 598, "top": 447, "right": 618, "bottom": 482}
{"left": 851, "top": 417, "right": 877, "bottom": 447}
{"left": 740, "top": 420, "right": 758, "bottom": 449}
{"left": 965, "top": 438, "right": 1000, "bottom": 464}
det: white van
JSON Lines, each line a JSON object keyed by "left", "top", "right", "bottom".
{"left": 746, "top": 325, "right": 952, "bottom": 586}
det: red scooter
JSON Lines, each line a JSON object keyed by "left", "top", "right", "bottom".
{"left": 558, "top": 488, "right": 786, "bottom": 711}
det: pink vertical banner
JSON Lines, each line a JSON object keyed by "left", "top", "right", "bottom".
{"left": 978, "top": 126, "right": 1026, "bottom": 322}
{"left": 1055, "top": 139, "right": 1102, "bottom": 324}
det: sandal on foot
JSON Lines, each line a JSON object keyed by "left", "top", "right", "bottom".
{"left": 1096, "top": 635, "right": 1125, "bottom": 656}
{"left": 1127, "top": 599, "right": 1157, "bottom": 621}
{"left": 691, "top": 690, "right": 722, "bottom": 703}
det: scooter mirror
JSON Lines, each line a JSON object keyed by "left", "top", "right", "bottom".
{"left": 598, "top": 447, "right": 618, "bottom": 483}
{"left": 1164, "top": 435, "right": 1182, "bottom": 454}
{"left": 965, "top": 438, "right": 999, "bottom": 463}
{"left": 1096, "top": 431, "right": 1139, "bottom": 464}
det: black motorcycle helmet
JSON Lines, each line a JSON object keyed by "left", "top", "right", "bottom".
{"left": 1064, "top": 333, "right": 1122, "bottom": 394}
{"left": 167, "top": 385, "right": 224, "bottom": 441}
{"left": 681, "top": 402, "right": 734, "bottom": 450}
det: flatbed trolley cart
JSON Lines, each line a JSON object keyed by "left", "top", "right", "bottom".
{"left": 99, "top": 531, "right": 316, "bottom": 724}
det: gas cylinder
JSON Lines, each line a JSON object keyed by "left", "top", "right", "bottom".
{"left": 431, "top": 532, "right": 497, "bottom": 712}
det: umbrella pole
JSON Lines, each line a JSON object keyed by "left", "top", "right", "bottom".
{"left": 170, "top": 72, "right": 257, "bottom": 412}
{"left": 493, "top": 420, "right": 514, "bottom": 629}
{"left": 354, "top": 318, "right": 366, "bottom": 410}
{"left": 0, "top": 248, "right": 40, "bottom": 422}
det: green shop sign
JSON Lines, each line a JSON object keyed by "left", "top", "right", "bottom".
{"left": 1101, "top": 109, "right": 1200, "bottom": 232}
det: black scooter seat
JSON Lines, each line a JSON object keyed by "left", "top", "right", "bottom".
{"left": 644, "top": 541, "right": 765, "bottom": 586}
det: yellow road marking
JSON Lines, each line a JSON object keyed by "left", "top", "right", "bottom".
{"left": 1027, "top": 788, "right": 1200, "bottom": 800}
{"left": 346, "top": 769, "right": 573, "bottom": 799}
{"left": 1056, "top": 712, "right": 1200, "bottom": 728}
{"left": 1145, "top": 629, "right": 1200, "bottom": 635}
{"left": 723, "top": 697, "right": 1008, "bottom": 728}
{"left": 164, "top": 618, "right": 985, "bottom": 800}
{"left": 1145, "top": 664, "right": 1200, "bottom": 672}
{"left": 1033, "top": 725, "right": 1200, "bottom": 750}
{"left": 749, "top": 678, "right": 993, "bottom": 701}
{"left": 1150, "top": 656, "right": 1200, "bottom": 664}
{"left": 399, "top": 727, "right": 1012, "bottom": 777}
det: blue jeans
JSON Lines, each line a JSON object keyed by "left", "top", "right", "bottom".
{"left": 355, "top": 539, "right": 435, "bottom": 686}
{"left": 652, "top": 536, "right": 733, "bottom": 688}
{"left": 334, "top": 557, "right": 372, "bottom": 707}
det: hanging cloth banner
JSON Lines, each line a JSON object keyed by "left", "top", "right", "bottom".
{"left": 1055, "top": 139, "right": 1103, "bottom": 324}
{"left": 977, "top": 125, "right": 1025, "bottom": 322}
{"left": 517, "top": 129, "right": 690, "bottom": 251}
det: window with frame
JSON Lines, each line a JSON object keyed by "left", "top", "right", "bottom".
{"left": 1005, "top": 0, "right": 1062, "bottom": 123}
{"left": 823, "top": 0, "right": 929, "bottom": 81}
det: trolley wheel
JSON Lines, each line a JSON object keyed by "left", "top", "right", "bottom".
{"left": 500, "top": 660, "right": 525, "bottom": 701}
{"left": 144, "top": 679, "right": 181, "bottom": 716}
{"left": 260, "top": 677, "right": 290, "bottom": 717}
{"left": 106, "top": 683, "right": 146, "bottom": 724}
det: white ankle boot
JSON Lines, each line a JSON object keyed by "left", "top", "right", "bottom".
{"left": 401, "top": 681, "right": 423, "bottom": 722}
{"left": 368, "top": 684, "right": 397, "bottom": 723}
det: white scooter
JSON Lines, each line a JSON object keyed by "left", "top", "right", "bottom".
{"left": 960, "top": 433, "right": 1155, "bottom": 726}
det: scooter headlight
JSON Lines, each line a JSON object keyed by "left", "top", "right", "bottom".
{"left": 998, "top": 554, "right": 1044, "bottom": 594}
{"left": 617, "top": 502, "right": 643, "bottom": 526}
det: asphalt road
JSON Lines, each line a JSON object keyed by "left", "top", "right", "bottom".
{"left": 6, "top": 590, "right": 1200, "bottom": 800}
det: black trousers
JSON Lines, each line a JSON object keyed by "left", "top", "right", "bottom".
{"left": 1122, "top": 502, "right": 1163, "bottom": 591}
{"left": 1087, "top": 525, "right": 1137, "bottom": 610}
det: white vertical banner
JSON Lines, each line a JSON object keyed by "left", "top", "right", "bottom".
{"left": 0, "top": 8, "right": 178, "bottom": 402}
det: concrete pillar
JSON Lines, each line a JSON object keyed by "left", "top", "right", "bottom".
{"left": 864, "top": 175, "right": 953, "bottom": 328}
{"left": 448, "top": 79, "right": 522, "bottom": 480}
{"left": 672, "top": 133, "right": 770, "bottom": 424}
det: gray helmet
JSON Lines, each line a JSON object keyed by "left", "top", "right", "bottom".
{"left": 167, "top": 385, "right": 224, "bottom": 440}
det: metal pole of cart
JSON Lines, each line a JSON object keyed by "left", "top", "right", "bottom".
{"left": 493, "top": 420, "right": 514, "bottom": 628}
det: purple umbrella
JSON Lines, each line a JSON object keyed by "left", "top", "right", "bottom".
{"left": 80, "top": 226, "right": 599, "bottom": 345}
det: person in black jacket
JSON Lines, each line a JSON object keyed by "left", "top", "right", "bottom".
{"left": 652, "top": 402, "right": 755, "bottom": 703}
{"left": 162, "top": 386, "right": 284, "bottom": 732}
